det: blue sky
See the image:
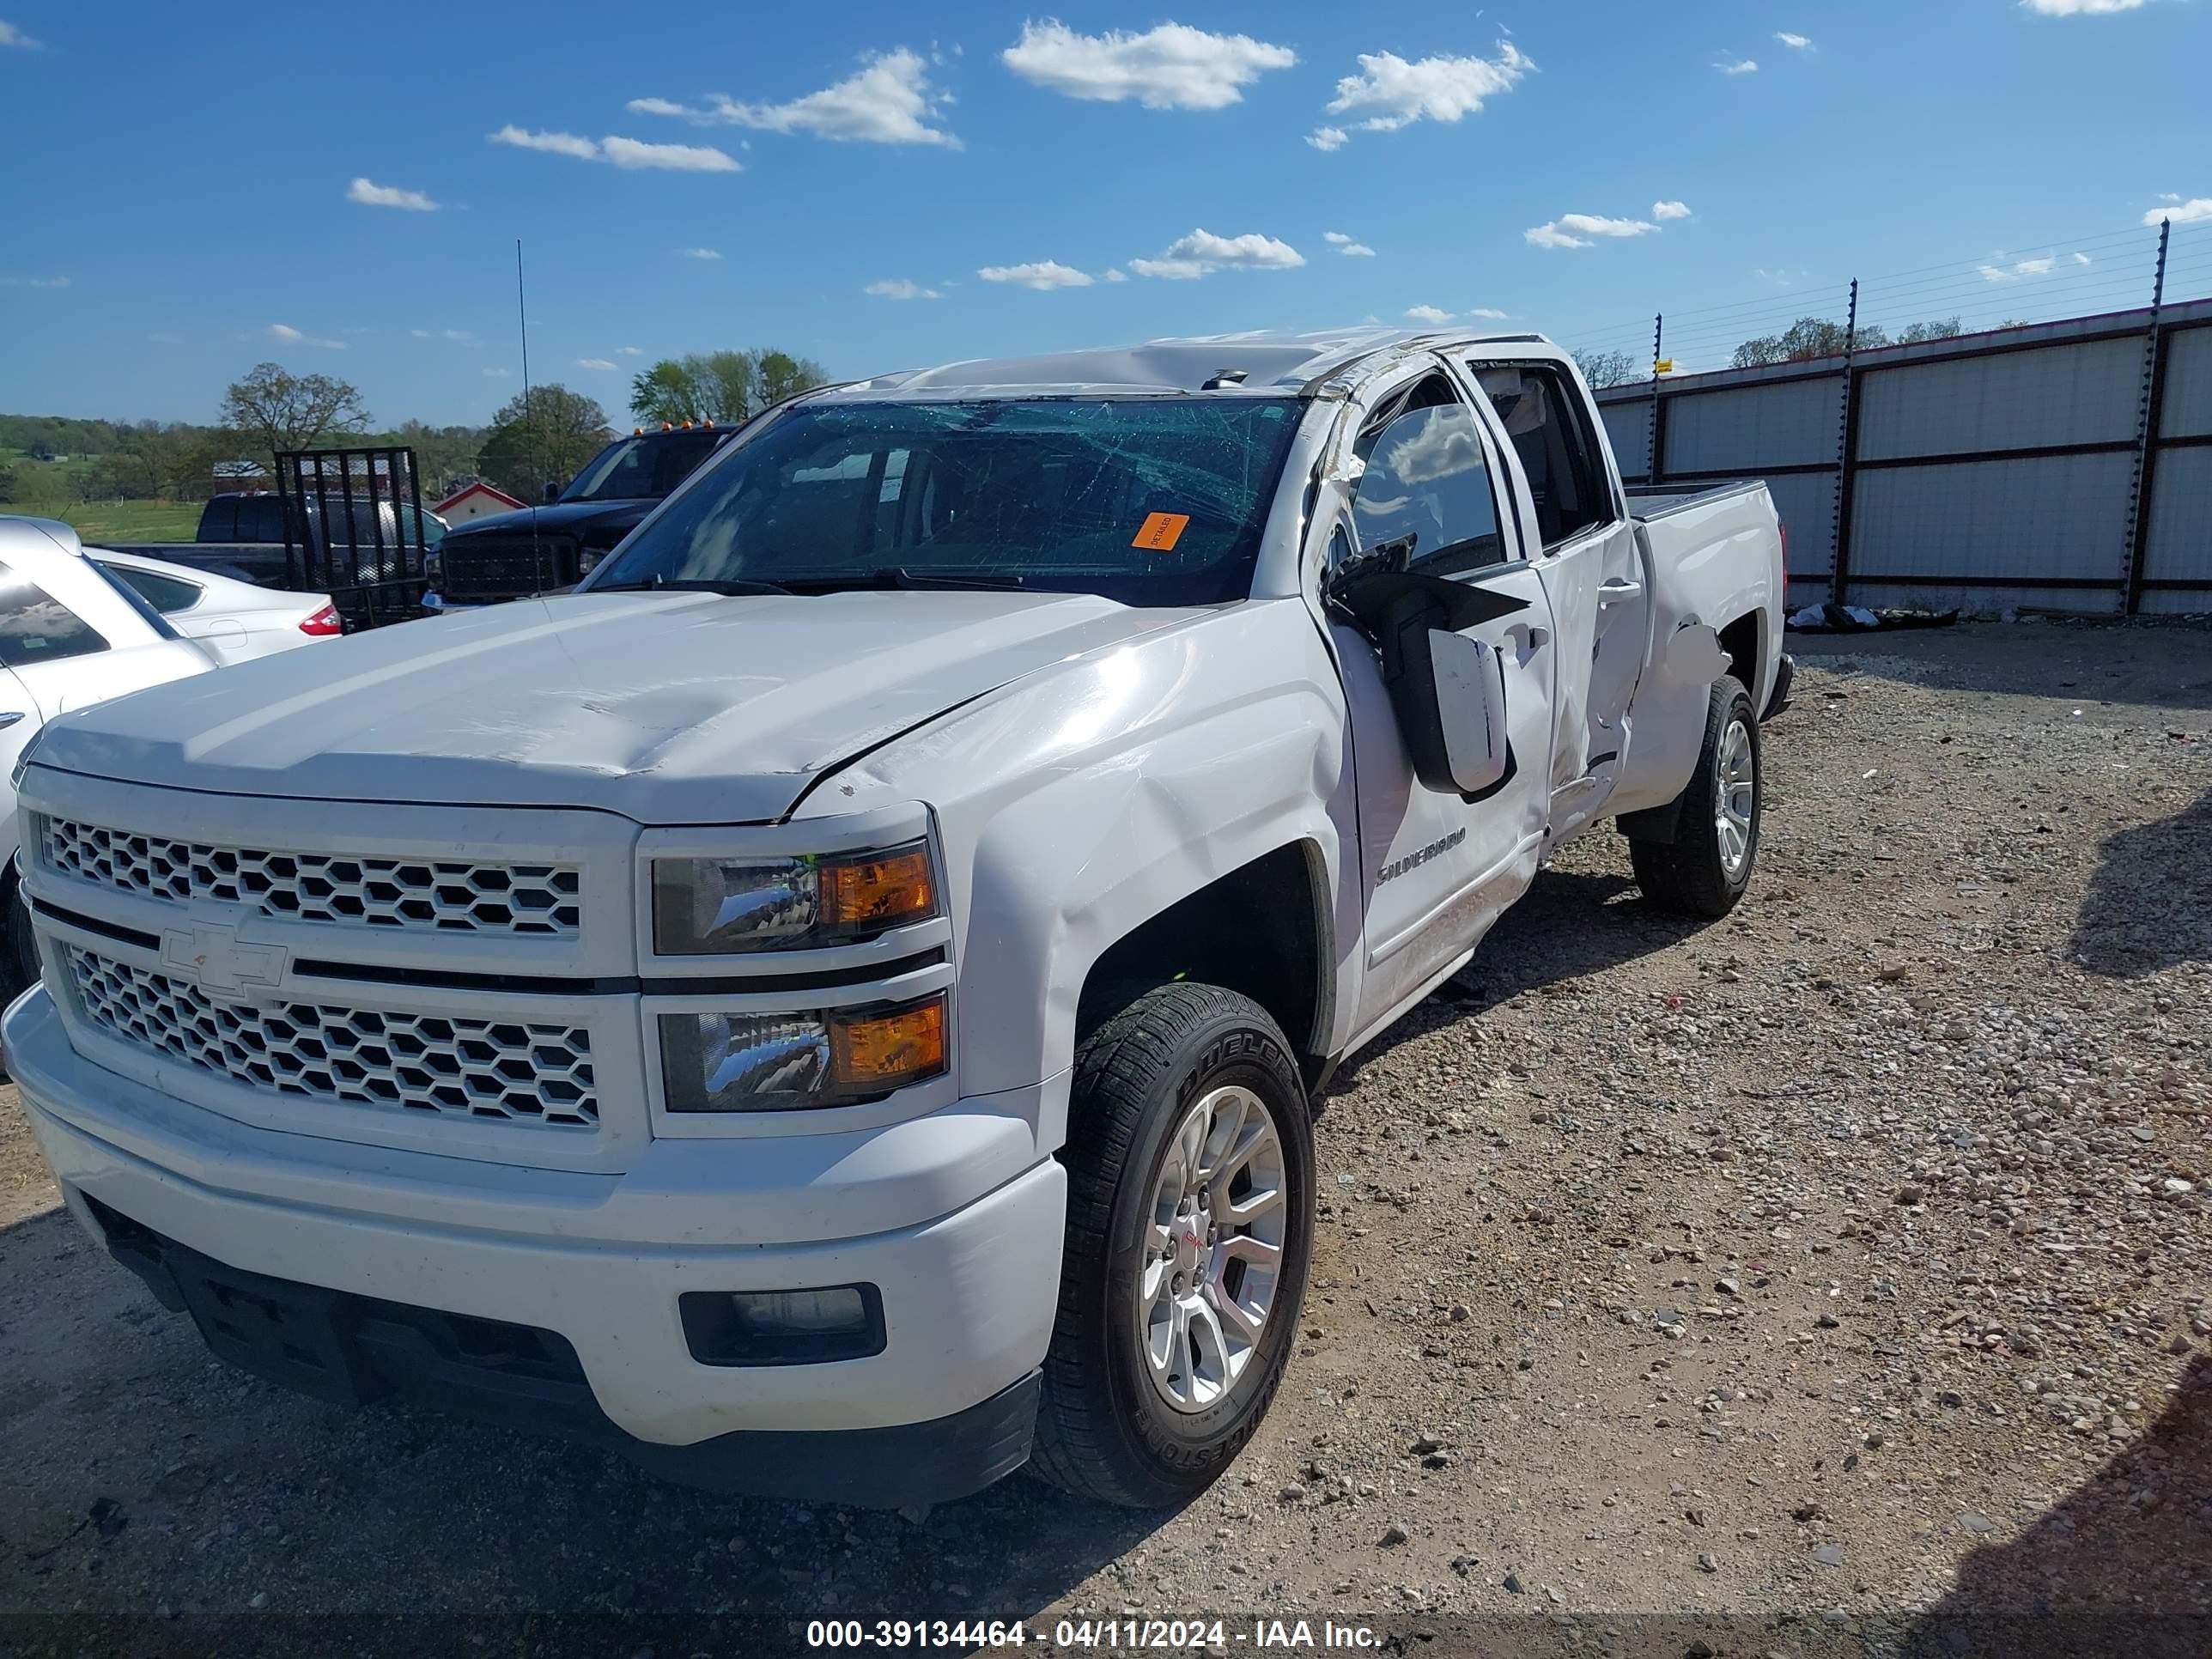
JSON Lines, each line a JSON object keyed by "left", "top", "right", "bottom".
{"left": 2, "top": 1, "right": 2205, "bottom": 427}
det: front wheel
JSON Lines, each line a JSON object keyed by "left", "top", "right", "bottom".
{"left": 1030, "top": 982, "right": 1315, "bottom": 1508}
{"left": 1629, "top": 674, "right": 1762, "bottom": 917}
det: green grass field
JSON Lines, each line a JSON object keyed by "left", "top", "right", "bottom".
{"left": 0, "top": 500, "right": 201, "bottom": 541}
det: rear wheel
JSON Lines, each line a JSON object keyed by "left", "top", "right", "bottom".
{"left": 1629, "top": 674, "right": 1761, "bottom": 917}
{"left": 1030, "top": 982, "right": 1315, "bottom": 1508}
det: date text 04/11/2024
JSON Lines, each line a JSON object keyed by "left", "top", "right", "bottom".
{"left": 804, "top": 1619, "right": 1382, "bottom": 1649}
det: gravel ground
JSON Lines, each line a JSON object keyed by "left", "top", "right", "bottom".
{"left": 1, "top": 621, "right": 2207, "bottom": 1657}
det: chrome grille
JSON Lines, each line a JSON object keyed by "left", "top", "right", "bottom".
{"left": 65, "top": 948, "right": 598, "bottom": 1129}
{"left": 40, "top": 818, "right": 581, "bottom": 938}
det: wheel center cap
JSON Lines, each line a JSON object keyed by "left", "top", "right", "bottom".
{"left": 1176, "top": 1219, "right": 1204, "bottom": 1273}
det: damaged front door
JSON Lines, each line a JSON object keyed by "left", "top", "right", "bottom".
{"left": 1324, "top": 375, "right": 1557, "bottom": 1030}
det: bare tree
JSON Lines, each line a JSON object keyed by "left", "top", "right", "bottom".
{"left": 220, "top": 362, "right": 371, "bottom": 460}
{"left": 1571, "top": 347, "right": 1643, "bottom": 389}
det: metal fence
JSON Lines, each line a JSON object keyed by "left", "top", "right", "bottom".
{"left": 275, "top": 446, "right": 434, "bottom": 629}
{"left": 1584, "top": 219, "right": 2212, "bottom": 615}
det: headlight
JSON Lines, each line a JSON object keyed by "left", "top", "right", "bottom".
{"left": 651, "top": 842, "right": 937, "bottom": 954}
{"left": 659, "top": 992, "right": 947, "bottom": 1111}
{"left": 11, "top": 726, "right": 46, "bottom": 790}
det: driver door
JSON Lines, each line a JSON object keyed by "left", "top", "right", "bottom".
{"left": 1326, "top": 373, "right": 1557, "bottom": 1033}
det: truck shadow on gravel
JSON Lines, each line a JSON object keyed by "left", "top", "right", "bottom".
{"left": 1326, "top": 867, "right": 1710, "bottom": 1095}
{"left": 2069, "top": 787, "right": 2212, "bottom": 978}
{"left": 1896, "top": 1353, "right": 2211, "bottom": 1659}
{"left": 0, "top": 1200, "right": 1181, "bottom": 1635}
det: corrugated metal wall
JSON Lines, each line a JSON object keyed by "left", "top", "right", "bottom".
{"left": 1595, "top": 296, "right": 2212, "bottom": 614}
{"left": 2142, "top": 321, "right": 2212, "bottom": 615}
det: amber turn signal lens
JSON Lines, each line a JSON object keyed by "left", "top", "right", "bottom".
{"left": 820, "top": 847, "right": 935, "bottom": 929}
{"left": 830, "top": 995, "right": 947, "bottom": 1091}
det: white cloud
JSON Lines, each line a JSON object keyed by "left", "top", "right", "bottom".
{"left": 0, "top": 21, "right": 40, "bottom": 47}
{"left": 866, "top": 277, "right": 942, "bottom": 300}
{"left": 270, "top": 322, "right": 344, "bottom": 349}
{"left": 488, "top": 125, "right": 740, "bottom": 172}
{"left": 1318, "top": 42, "right": 1530, "bottom": 146}
{"left": 576, "top": 357, "right": 619, "bottom": 370}
{"left": 347, "top": 176, "right": 441, "bottom": 210}
{"left": 483, "top": 367, "right": 513, "bottom": 378}
{"left": 1983, "top": 254, "right": 2081, "bottom": 280}
{"left": 0, "top": 274, "right": 68, "bottom": 289}
{"left": 617, "top": 345, "right": 646, "bottom": 356}
{"left": 1775, "top": 31, "right": 1814, "bottom": 49}
{"left": 2022, "top": 0, "right": 2144, "bottom": 12}
{"left": 490, "top": 125, "right": 599, "bottom": 160}
{"left": 410, "top": 328, "right": 431, "bottom": 338}
{"left": 599, "top": 137, "right": 743, "bottom": 172}
{"left": 1405, "top": 305, "right": 1453, "bottom": 324}
{"left": 1527, "top": 212, "right": 1659, "bottom": 249}
{"left": 1652, "top": 199, "right": 1692, "bottom": 220}
{"left": 1130, "top": 228, "right": 1304, "bottom": 280}
{"left": 1325, "top": 230, "right": 1376, "bottom": 257}
{"left": 629, "top": 49, "right": 956, "bottom": 147}
{"left": 1716, "top": 56, "right": 1759, "bottom": 75}
{"left": 1103, "top": 267, "right": 1129, "bottom": 283}
{"left": 978, "top": 260, "right": 1096, "bottom": 289}
{"left": 2159, "top": 192, "right": 2182, "bottom": 202}
{"left": 1000, "top": 20, "right": 1294, "bottom": 110}
{"left": 2147, "top": 198, "right": 2212, "bottom": 225}
{"left": 1467, "top": 307, "right": 1509, "bottom": 320}
{"left": 676, "top": 246, "right": 723, "bottom": 260}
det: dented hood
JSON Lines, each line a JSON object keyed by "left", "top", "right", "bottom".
{"left": 32, "top": 589, "right": 1190, "bottom": 823}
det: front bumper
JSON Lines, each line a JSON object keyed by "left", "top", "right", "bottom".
{"left": 7, "top": 987, "right": 1067, "bottom": 1505}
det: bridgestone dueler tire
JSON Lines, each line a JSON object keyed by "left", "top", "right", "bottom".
{"left": 1630, "top": 674, "right": 1762, "bottom": 918}
{"left": 1030, "top": 982, "right": 1315, "bottom": 1508}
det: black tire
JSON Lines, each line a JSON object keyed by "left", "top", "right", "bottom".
{"left": 1629, "top": 674, "right": 1762, "bottom": 918}
{"left": 1, "top": 868, "right": 36, "bottom": 1006}
{"left": 1030, "top": 982, "right": 1315, "bottom": 1509}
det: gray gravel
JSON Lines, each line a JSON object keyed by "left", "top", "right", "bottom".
{"left": 1, "top": 621, "right": 2207, "bottom": 1656}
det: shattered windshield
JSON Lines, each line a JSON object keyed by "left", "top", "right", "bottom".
{"left": 583, "top": 397, "right": 1304, "bottom": 605}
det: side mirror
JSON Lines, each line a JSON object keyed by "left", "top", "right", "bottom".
{"left": 542, "top": 481, "right": 561, "bottom": 502}
{"left": 1424, "top": 629, "right": 1511, "bottom": 795}
{"left": 1327, "top": 548, "right": 1527, "bottom": 802}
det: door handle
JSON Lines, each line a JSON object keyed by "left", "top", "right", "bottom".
{"left": 0, "top": 712, "right": 23, "bottom": 729}
{"left": 1598, "top": 579, "right": 1644, "bottom": 606}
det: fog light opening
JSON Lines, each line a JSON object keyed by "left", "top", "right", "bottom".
{"left": 679, "top": 1284, "right": 886, "bottom": 1367}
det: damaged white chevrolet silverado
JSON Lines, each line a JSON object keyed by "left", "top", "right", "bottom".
{"left": 7, "top": 329, "right": 1789, "bottom": 1510}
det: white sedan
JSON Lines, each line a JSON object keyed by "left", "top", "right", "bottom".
{"left": 89, "top": 546, "right": 342, "bottom": 664}
{"left": 1, "top": 517, "right": 219, "bottom": 999}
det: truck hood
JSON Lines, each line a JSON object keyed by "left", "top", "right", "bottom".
{"left": 441, "top": 499, "right": 652, "bottom": 542}
{"left": 31, "top": 590, "right": 1198, "bottom": 823}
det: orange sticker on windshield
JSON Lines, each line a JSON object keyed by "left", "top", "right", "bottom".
{"left": 1133, "top": 512, "right": 1189, "bottom": 551}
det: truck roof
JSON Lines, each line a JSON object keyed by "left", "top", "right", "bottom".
{"left": 818, "top": 326, "right": 1559, "bottom": 403}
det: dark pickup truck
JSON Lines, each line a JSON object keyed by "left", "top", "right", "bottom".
{"left": 430, "top": 423, "right": 731, "bottom": 605}
{"left": 112, "top": 492, "right": 448, "bottom": 590}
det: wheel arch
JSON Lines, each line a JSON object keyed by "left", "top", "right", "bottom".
{"left": 1074, "top": 841, "right": 1335, "bottom": 1087}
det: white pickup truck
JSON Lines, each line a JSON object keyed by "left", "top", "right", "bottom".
{"left": 7, "top": 328, "right": 1788, "bottom": 1510}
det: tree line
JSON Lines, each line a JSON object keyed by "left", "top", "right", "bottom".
{"left": 1, "top": 346, "right": 827, "bottom": 514}
{"left": 1570, "top": 313, "right": 2033, "bottom": 389}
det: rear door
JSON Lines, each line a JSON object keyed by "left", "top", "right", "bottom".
{"left": 1327, "top": 369, "right": 1557, "bottom": 1029}
{"left": 1468, "top": 357, "right": 1648, "bottom": 831}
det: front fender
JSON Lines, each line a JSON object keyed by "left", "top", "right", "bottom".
{"left": 807, "top": 602, "right": 1355, "bottom": 1113}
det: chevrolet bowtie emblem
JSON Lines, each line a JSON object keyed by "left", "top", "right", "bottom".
{"left": 161, "top": 926, "right": 285, "bottom": 994}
